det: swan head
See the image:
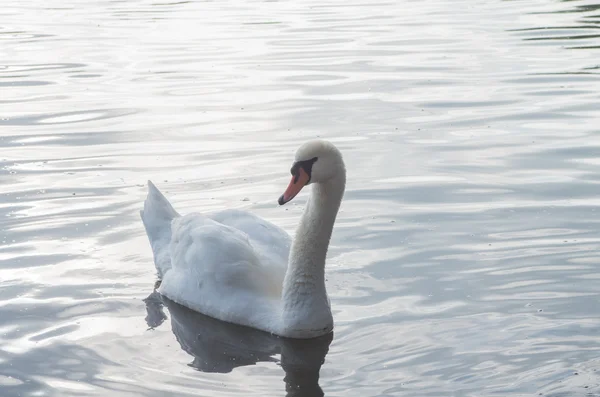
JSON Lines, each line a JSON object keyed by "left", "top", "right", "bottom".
{"left": 278, "top": 140, "right": 345, "bottom": 205}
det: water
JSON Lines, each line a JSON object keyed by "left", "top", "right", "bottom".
{"left": 1, "top": 0, "right": 600, "bottom": 395}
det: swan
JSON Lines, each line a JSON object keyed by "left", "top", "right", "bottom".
{"left": 140, "top": 139, "right": 346, "bottom": 339}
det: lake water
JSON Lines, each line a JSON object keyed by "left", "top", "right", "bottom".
{"left": 2, "top": 0, "right": 600, "bottom": 396}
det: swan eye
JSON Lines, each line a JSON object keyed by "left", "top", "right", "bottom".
{"left": 290, "top": 157, "right": 318, "bottom": 183}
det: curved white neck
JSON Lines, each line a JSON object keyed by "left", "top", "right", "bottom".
{"left": 281, "top": 171, "right": 345, "bottom": 334}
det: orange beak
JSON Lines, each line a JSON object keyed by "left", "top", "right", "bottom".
{"left": 278, "top": 168, "right": 310, "bottom": 205}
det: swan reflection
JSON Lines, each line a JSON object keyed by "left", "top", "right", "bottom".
{"left": 144, "top": 289, "right": 333, "bottom": 396}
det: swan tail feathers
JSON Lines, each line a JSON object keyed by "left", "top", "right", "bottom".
{"left": 141, "top": 180, "right": 180, "bottom": 278}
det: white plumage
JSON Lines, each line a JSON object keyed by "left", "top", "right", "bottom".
{"left": 141, "top": 140, "right": 346, "bottom": 338}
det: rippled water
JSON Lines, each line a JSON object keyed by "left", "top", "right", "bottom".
{"left": 2, "top": 0, "right": 600, "bottom": 396}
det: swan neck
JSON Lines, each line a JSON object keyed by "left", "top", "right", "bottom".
{"left": 281, "top": 172, "right": 345, "bottom": 332}
{"left": 289, "top": 174, "right": 344, "bottom": 275}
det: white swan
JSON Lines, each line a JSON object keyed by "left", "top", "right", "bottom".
{"left": 140, "top": 140, "right": 346, "bottom": 339}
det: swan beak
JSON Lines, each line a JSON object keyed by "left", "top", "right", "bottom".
{"left": 278, "top": 168, "right": 310, "bottom": 205}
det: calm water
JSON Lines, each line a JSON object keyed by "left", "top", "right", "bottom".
{"left": 2, "top": 0, "right": 600, "bottom": 396}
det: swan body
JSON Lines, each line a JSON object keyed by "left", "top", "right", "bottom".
{"left": 141, "top": 140, "right": 346, "bottom": 339}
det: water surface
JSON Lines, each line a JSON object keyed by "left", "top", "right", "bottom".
{"left": 2, "top": 0, "right": 600, "bottom": 396}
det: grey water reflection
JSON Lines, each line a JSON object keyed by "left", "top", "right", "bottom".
{"left": 144, "top": 288, "right": 332, "bottom": 397}
{"left": 510, "top": 1, "right": 600, "bottom": 52}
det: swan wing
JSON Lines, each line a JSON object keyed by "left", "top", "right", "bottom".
{"left": 209, "top": 209, "right": 291, "bottom": 271}
{"left": 158, "top": 213, "right": 284, "bottom": 326}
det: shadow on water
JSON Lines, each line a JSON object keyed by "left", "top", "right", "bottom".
{"left": 144, "top": 287, "right": 333, "bottom": 397}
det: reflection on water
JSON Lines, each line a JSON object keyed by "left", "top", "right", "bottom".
{"left": 144, "top": 287, "right": 332, "bottom": 396}
{"left": 511, "top": 1, "right": 600, "bottom": 52}
{"left": 1, "top": 0, "right": 600, "bottom": 396}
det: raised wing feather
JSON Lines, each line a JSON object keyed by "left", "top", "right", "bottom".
{"left": 209, "top": 209, "right": 291, "bottom": 271}
{"left": 164, "top": 213, "right": 285, "bottom": 301}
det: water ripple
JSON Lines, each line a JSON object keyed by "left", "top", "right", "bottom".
{"left": 2, "top": 0, "right": 600, "bottom": 396}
